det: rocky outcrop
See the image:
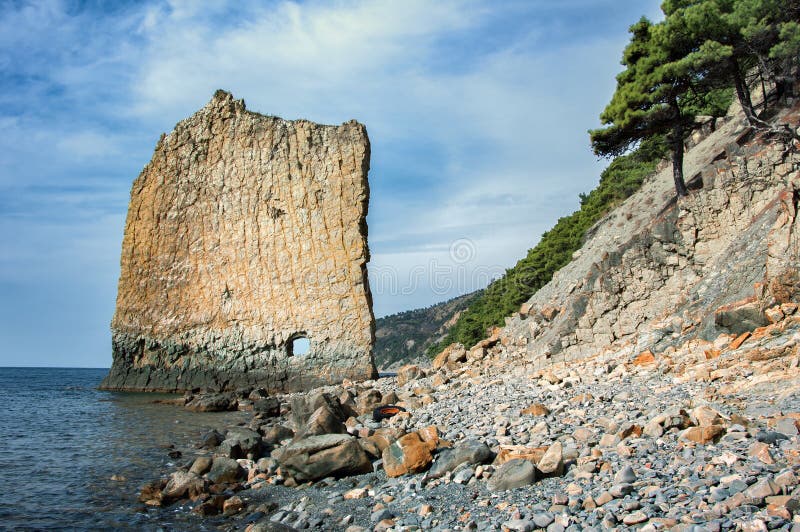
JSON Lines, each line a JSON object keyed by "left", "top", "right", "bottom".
{"left": 486, "top": 101, "right": 800, "bottom": 371}
{"left": 101, "top": 90, "right": 377, "bottom": 393}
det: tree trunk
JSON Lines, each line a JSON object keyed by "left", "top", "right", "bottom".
{"left": 671, "top": 123, "right": 688, "bottom": 197}
{"left": 731, "top": 57, "right": 758, "bottom": 125}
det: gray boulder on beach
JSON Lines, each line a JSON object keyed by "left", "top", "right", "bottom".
{"left": 206, "top": 457, "right": 244, "bottom": 484}
{"left": 487, "top": 459, "right": 536, "bottom": 491}
{"left": 428, "top": 439, "right": 493, "bottom": 478}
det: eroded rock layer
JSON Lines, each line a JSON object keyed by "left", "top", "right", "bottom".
{"left": 101, "top": 90, "right": 376, "bottom": 392}
{"left": 484, "top": 100, "right": 800, "bottom": 372}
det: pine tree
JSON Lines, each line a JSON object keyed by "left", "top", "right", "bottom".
{"left": 590, "top": 16, "right": 725, "bottom": 196}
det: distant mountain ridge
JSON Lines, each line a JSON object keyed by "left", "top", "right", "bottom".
{"left": 373, "top": 292, "right": 479, "bottom": 370}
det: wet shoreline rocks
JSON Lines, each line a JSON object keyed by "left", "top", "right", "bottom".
{"left": 134, "top": 335, "right": 800, "bottom": 531}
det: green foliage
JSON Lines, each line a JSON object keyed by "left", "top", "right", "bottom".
{"left": 425, "top": 0, "right": 795, "bottom": 358}
{"left": 375, "top": 292, "right": 479, "bottom": 368}
{"left": 427, "top": 136, "right": 669, "bottom": 356}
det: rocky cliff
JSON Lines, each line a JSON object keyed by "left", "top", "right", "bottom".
{"left": 467, "top": 100, "right": 800, "bottom": 372}
{"left": 101, "top": 90, "right": 377, "bottom": 393}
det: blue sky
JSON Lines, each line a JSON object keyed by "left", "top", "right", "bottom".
{"left": 0, "top": 0, "right": 661, "bottom": 367}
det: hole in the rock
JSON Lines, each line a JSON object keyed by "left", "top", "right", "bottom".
{"left": 288, "top": 335, "right": 310, "bottom": 356}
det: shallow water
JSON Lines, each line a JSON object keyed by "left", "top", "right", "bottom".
{"left": 0, "top": 367, "right": 249, "bottom": 530}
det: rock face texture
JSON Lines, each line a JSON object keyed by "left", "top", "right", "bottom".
{"left": 476, "top": 101, "right": 800, "bottom": 371}
{"left": 101, "top": 90, "right": 377, "bottom": 393}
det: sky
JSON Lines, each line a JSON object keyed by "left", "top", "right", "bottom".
{"left": 0, "top": 0, "right": 662, "bottom": 368}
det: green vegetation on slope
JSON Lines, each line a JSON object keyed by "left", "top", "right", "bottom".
{"left": 374, "top": 292, "right": 479, "bottom": 369}
{"left": 425, "top": 0, "right": 799, "bottom": 360}
{"left": 426, "top": 136, "right": 670, "bottom": 356}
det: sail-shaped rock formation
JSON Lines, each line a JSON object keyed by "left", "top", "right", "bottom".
{"left": 100, "top": 90, "right": 377, "bottom": 392}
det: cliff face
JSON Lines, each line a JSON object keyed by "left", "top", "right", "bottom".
{"left": 471, "top": 101, "right": 800, "bottom": 371}
{"left": 101, "top": 90, "right": 377, "bottom": 393}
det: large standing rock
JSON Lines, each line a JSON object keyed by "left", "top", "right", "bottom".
{"left": 219, "top": 427, "right": 263, "bottom": 458}
{"left": 100, "top": 90, "right": 377, "bottom": 393}
{"left": 432, "top": 343, "right": 466, "bottom": 370}
{"left": 296, "top": 404, "right": 347, "bottom": 438}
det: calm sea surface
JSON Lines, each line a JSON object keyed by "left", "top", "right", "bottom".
{"left": 0, "top": 367, "right": 249, "bottom": 531}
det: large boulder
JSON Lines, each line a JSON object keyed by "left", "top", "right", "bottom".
{"left": 261, "top": 425, "right": 295, "bottom": 444}
{"left": 185, "top": 393, "right": 238, "bottom": 412}
{"left": 276, "top": 434, "right": 373, "bottom": 482}
{"left": 254, "top": 397, "right": 281, "bottom": 417}
{"left": 219, "top": 427, "right": 263, "bottom": 458}
{"left": 356, "top": 388, "right": 383, "bottom": 415}
{"left": 290, "top": 391, "right": 349, "bottom": 429}
{"left": 296, "top": 404, "right": 347, "bottom": 438}
{"left": 206, "top": 456, "right": 245, "bottom": 484}
{"left": 161, "top": 471, "right": 206, "bottom": 502}
{"left": 397, "top": 365, "right": 425, "bottom": 387}
{"left": 382, "top": 426, "right": 440, "bottom": 478}
{"left": 428, "top": 439, "right": 493, "bottom": 478}
{"left": 488, "top": 458, "right": 536, "bottom": 491}
{"left": 714, "top": 298, "right": 769, "bottom": 335}
{"left": 432, "top": 343, "right": 466, "bottom": 370}
{"left": 536, "top": 441, "right": 564, "bottom": 476}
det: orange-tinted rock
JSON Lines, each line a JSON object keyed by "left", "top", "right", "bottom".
{"left": 521, "top": 403, "right": 550, "bottom": 416}
{"left": 222, "top": 495, "right": 245, "bottom": 516}
{"left": 690, "top": 406, "right": 723, "bottom": 427}
{"left": 493, "top": 445, "right": 548, "bottom": 465}
{"left": 680, "top": 425, "right": 726, "bottom": 444}
{"left": 397, "top": 365, "right": 424, "bottom": 387}
{"left": 729, "top": 332, "right": 752, "bottom": 350}
{"left": 382, "top": 429, "right": 437, "bottom": 477}
{"left": 749, "top": 442, "right": 775, "bottom": 465}
{"left": 633, "top": 350, "right": 656, "bottom": 366}
{"left": 432, "top": 343, "right": 466, "bottom": 370}
{"left": 101, "top": 90, "right": 376, "bottom": 393}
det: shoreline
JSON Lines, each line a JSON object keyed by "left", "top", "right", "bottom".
{"left": 132, "top": 329, "right": 800, "bottom": 531}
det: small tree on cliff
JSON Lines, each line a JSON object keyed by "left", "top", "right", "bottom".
{"left": 590, "top": 14, "right": 730, "bottom": 196}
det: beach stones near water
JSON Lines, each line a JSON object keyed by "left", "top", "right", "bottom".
{"left": 223, "top": 495, "right": 245, "bottom": 516}
{"left": 261, "top": 425, "right": 294, "bottom": 444}
{"left": 220, "top": 426, "right": 263, "bottom": 458}
{"left": 198, "top": 429, "right": 225, "bottom": 449}
{"left": 185, "top": 393, "right": 238, "bottom": 412}
{"left": 487, "top": 459, "right": 536, "bottom": 491}
{"left": 428, "top": 439, "right": 493, "bottom": 478}
{"left": 206, "top": 457, "right": 244, "bottom": 484}
{"left": 162, "top": 470, "right": 206, "bottom": 502}
{"left": 276, "top": 434, "right": 372, "bottom": 482}
{"left": 254, "top": 397, "right": 281, "bottom": 417}
{"left": 189, "top": 456, "right": 212, "bottom": 476}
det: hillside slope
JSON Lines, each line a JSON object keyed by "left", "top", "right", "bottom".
{"left": 374, "top": 292, "right": 478, "bottom": 370}
{"left": 455, "top": 98, "right": 800, "bottom": 374}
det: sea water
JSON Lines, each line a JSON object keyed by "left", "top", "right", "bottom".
{"left": 0, "top": 367, "right": 248, "bottom": 530}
